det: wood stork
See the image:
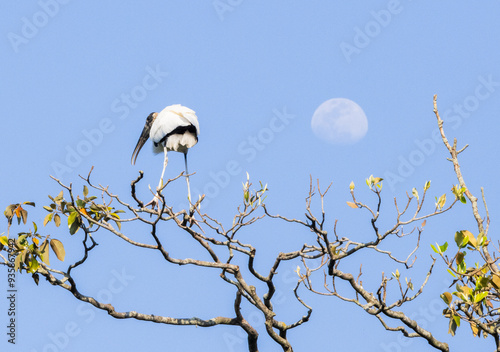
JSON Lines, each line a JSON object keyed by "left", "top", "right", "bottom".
{"left": 131, "top": 104, "right": 200, "bottom": 207}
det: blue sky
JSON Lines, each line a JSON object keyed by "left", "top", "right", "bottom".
{"left": 1, "top": 1, "right": 500, "bottom": 351}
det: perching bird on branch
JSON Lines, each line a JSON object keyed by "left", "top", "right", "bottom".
{"left": 131, "top": 104, "right": 200, "bottom": 208}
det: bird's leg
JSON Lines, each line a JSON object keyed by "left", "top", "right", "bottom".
{"left": 184, "top": 152, "right": 200, "bottom": 227}
{"left": 159, "top": 146, "right": 168, "bottom": 190}
{"left": 145, "top": 147, "right": 168, "bottom": 210}
{"left": 184, "top": 152, "right": 192, "bottom": 207}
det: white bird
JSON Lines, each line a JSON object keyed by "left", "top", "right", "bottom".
{"left": 131, "top": 104, "right": 200, "bottom": 208}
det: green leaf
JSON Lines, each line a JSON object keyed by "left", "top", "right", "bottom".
{"left": 60, "top": 202, "right": 68, "bottom": 212}
{"left": 424, "top": 180, "right": 431, "bottom": 191}
{"left": 43, "top": 212, "right": 53, "bottom": 226}
{"left": 39, "top": 240, "right": 50, "bottom": 265}
{"left": 448, "top": 318, "right": 457, "bottom": 336}
{"left": 431, "top": 242, "right": 447, "bottom": 254}
{"left": 69, "top": 220, "right": 80, "bottom": 235}
{"left": 0, "top": 236, "right": 9, "bottom": 246}
{"left": 474, "top": 291, "right": 488, "bottom": 303}
{"left": 451, "top": 185, "right": 467, "bottom": 201}
{"left": 439, "top": 242, "right": 448, "bottom": 253}
{"left": 456, "top": 251, "right": 465, "bottom": 265}
{"left": 436, "top": 193, "right": 447, "bottom": 210}
{"left": 27, "top": 256, "right": 39, "bottom": 273}
{"left": 16, "top": 235, "right": 28, "bottom": 248}
{"left": 457, "top": 259, "right": 466, "bottom": 274}
{"left": 447, "top": 269, "right": 457, "bottom": 278}
{"left": 412, "top": 188, "right": 419, "bottom": 200}
{"left": 454, "top": 231, "right": 469, "bottom": 248}
{"left": 452, "top": 293, "right": 465, "bottom": 305}
{"left": 476, "top": 277, "right": 490, "bottom": 291}
{"left": 50, "top": 239, "right": 65, "bottom": 261}
{"left": 76, "top": 199, "right": 86, "bottom": 209}
{"left": 68, "top": 211, "right": 78, "bottom": 227}
{"left": 83, "top": 185, "right": 89, "bottom": 197}
{"left": 23, "top": 201, "right": 36, "bottom": 207}
{"left": 452, "top": 315, "right": 461, "bottom": 328}
{"left": 477, "top": 232, "right": 487, "bottom": 247}
{"left": 43, "top": 205, "right": 53, "bottom": 212}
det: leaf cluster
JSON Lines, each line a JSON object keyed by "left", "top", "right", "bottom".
{"left": 2, "top": 202, "right": 65, "bottom": 285}
{"left": 435, "top": 228, "right": 498, "bottom": 338}
{"left": 43, "top": 187, "right": 124, "bottom": 233}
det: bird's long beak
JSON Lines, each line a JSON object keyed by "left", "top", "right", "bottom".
{"left": 131, "top": 113, "right": 156, "bottom": 165}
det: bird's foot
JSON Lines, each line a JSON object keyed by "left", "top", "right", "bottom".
{"left": 144, "top": 193, "right": 162, "bottom": 211}
{"left": 182, "top": 213, "right": 202, "bottom": 231}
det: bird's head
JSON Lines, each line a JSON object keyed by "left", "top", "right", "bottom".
{"left": 131, "top": 112, "right": 158, "bottom": 165}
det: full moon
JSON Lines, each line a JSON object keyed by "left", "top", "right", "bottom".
{"left": 311, "top": 98, "right": 368, "bottom": 144}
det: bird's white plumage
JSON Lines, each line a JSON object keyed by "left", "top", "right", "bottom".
{"left": 131, "top": 103, "right": 199, "bottom": 208}
{"left": 150, "top": 104, "right": 200, "bottom": 147}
